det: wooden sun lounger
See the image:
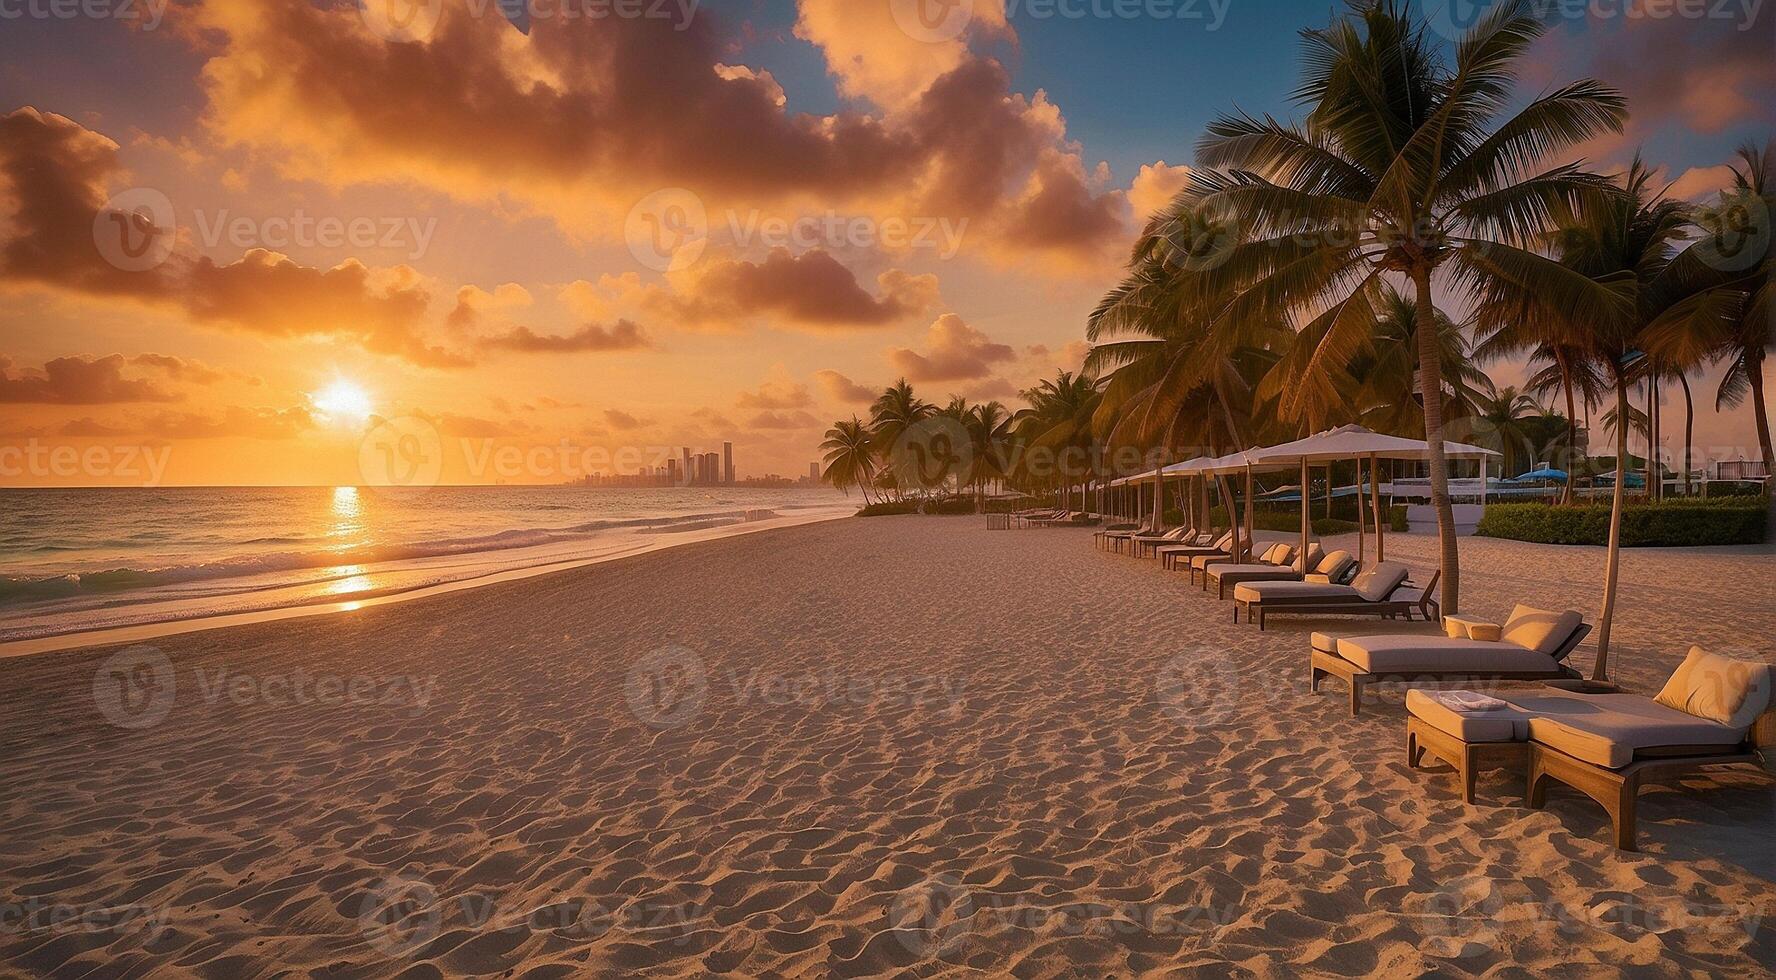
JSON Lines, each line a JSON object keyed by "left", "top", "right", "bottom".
{"left": 1235, "top": 569, "right": 1439, "bottom": 630}
{"left": 1156, "top": 535, "right": 1240, "bottom": 572}
{"left": 1312, "top": 620, "right": 1589, "bottom": 716}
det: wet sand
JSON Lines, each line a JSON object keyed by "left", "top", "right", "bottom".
{"left": 1, "top": 517, "right": 1771, "bottom": 976}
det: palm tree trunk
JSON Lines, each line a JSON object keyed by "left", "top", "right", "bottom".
{"left": 1594, "top": 374, "right": 1631, "bottom": 681}
{"left": 1678, "top": 372, "right": 1694, "bottom": 498}
{"left": 1411, "top": 268, "right": 1460, "bottom": 616}
{"left": 1560, "top": 352, "right": 1579, "bottom": 506}
{"left": 1748, "top": 349, "right": 1775, "bottom": 478}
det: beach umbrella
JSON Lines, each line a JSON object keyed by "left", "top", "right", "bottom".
{"left": 1241, "top": 425, "right": 1500, "bottom": 600}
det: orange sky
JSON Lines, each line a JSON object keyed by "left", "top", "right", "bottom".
{"left": 1, "top": 0, "right": 1770, "bottom": 486}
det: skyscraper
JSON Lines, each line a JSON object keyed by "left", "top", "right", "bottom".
{"left": 681, "top": 447, "right": 692, "bottom": 486}
{"left": 723, "top": 442, "right": 734, "bottom": 485}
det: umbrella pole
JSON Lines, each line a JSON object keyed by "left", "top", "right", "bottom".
{"left": 1370, "top": 453, "right": 1385, "bottom": 564}
{"left": 1243, "top": 465, "right": 1255, "bottom": 562}
{"left": 1299, "top": 459, "right": 1310, "bottom": 573}
{"left": 1357, "top": 456, "right": 1367, "bottom": 568}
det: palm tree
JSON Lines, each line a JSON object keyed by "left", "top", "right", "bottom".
{"left": 1462, "top": 386, "right": 1539, "bottom": 478}
{"left": 820, "top": 418, "right": 877, "bottom": 504}
{"left": 965, "top": 401, "right": 1014, "bottom": 511}
{"left": 1176, "top": 0, "right": 1629, "bottom": 614}
{"left": 1646, "top": 140, "right": 1774, "bottom": 480}
{"left": 1330, "top": 282, "right": 1494, "bottom": 438}
{"left": 1478, "top": 159, "right": 1738, "bottom": 677}
{"left": 868, "top": 379, "right": 936, "bottom": 500}
{"left": 1012, "top": 371, "right": 1102, "bottom": 508}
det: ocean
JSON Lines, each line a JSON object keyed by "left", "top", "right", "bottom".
{"left": 0, "top": 486, "right": 854, "bottom": 645}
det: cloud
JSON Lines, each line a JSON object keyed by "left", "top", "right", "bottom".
{"left": 447, "top": 283, "right": 533, "bottom": 329}
{"left": 736, "top": 372, "right": 814, "bottom": 410}
{"left": 662, "top": 249, "right": 939, "bottom": 330}
{"left": 793, "top": 0, "right": 1012, "bottom": 110}
{"left": 0, "top": 354, "right": 179, "bottom": 404}
{"left": 138, "top": 406, "right": 316, "bottom": 440}
{"left": 430, "top": 412, "right": 527, "bottom": 438}
{"left": 603, "top": 408, "right": 649, "bottom": 430}
{"left": 0, "top": 108, "right": 469, "bottom": 369}
{"left": 130, "top": 353, "right": 225, "bottom": 384}
{"left": 886, "top": 314, "right": 1015, "bottom": 382}
{"left": 1128, "top": 161, "right": 1193, "bottom": 221}
{"left": 1666, "top": 165, "right": 1737, "bottom": 202}
{"left": 185, "top": 3, "right": 1130, "bottom": 276}
{"left": 814, "top": 369, "right": 877, "bottom": 404}
{"left": 480, "top": 320, "right": 651, "bottom": 353}
{"left": 747, "top": 410, "right": 823, "bottom": 430}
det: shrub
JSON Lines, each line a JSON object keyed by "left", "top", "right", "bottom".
{"left": 1477, "top": 500, "right": 1767, "bottom": 547}
{"left": 922, "top": 497, "right": 978, "bottom": 515}
{"left": 1390, "top": 505, "right": 1410, "bottom": 533}
{"left": 856, "top": 500, "right": 920, "bottom": 517}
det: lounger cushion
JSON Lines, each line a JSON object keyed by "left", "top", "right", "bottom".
{"left": 1335, "top": 635, "right": 1561, "bottom": 674}
{"left": 1524, "top": 693, "right": 1746, "bottom": 769}
{"left": 1406, "top": 689, "right": 1532, "bottom": 743}
{"left": 1210, "top": 563, "right": 1298, "bottom": 580}
{"left": 1235, "top": 580, "right": 1359, "bottom": 603}
{"left": 1654, "top": 647, "right": 1774, "bottom": 729}
{"left": 1444, "top": 616, "right": 1500, "bottom": 641}
{"left": 1501, "top": 605, "right": 1585, "bottom": 656}
{"left": 1293, "top": 545, "right": 1324, "bottom": 573}
{"left": 1352, "top": 562, "right": 1410, "bottom": 602}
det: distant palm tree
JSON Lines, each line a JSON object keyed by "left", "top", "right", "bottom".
{"left": 1179, "top": 0, "right": 1628, "bottom": 613}
{"left": 1645, "top": 139, "right": 1774, "bottom": 479}
{"left": 868, "top": 379, "right": 936, "bottom": 499}
{"left": 1478, "top": 159, "right": 1739, "bottom": 677}
{"left": 1462, "top": 386, "right": 1539, "bottom": 478}
{"left": 1012, "top": 371, "right": 1102, "bottom": 508}
{"left": 820, "top": 418, "right": 877, "bottom": 504}
{"left": 965, "top": 401, "right": 1014, "bottom": 510}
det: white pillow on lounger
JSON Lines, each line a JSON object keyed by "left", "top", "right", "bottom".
{"left": 1654, "top": 647, "right": 1774, "bottom": 729}
{"left": 1352, "top": 562, "right": 1409, "bottom": 602}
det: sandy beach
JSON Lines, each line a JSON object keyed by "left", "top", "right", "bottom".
{"left": 2, "top": 517, "right": 1772, "bottom": 977}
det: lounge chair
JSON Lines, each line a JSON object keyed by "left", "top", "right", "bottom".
{"left": 1155, "top": 531, "right": 1241, "bottom": 572}
{"left": 1407, "top": 646, "right": 1775, "bottom": 850}
{"left": 1189, "top": 541, "right": 1294, "bottom": 586}
{"left": 1201, "top": 546, "right": 1346, "bottom": 599}
{"left": 1093, "top": 522, "right": 1144, "bottom": 550}
{"left": 1023, "top": 510, "right": 1075, "bottom": 527}
{"left": 1128, "top": 525, "right": 1205, "bottom": 558}
{"left": 1233, "top": 562, "right": 1437, "bottom": 629}
{"left": 1310, "top": 604, "right": 1591, "bottom": 715}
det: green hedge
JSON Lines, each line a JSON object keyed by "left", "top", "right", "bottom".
{"left": 922, "top": 497, "right": 978, "bottom": 515}
{"left": 856, "top": 500, "right": 920, "bottom": 517}
{"left": 1477, "top": 500, "right": 1767, "bottom": 547}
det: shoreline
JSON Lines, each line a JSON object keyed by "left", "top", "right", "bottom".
{"left": 0, "top": 507, "right": 852, "bottom": 659}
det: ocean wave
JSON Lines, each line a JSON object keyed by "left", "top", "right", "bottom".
{"left": 0, "top": 508, "right": 782, "bottom": 605}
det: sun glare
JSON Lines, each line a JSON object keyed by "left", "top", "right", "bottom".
{"left": 311, "top": 379, "right": 375, "bottom": 425}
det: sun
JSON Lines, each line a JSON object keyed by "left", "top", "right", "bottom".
{"left": 310, "top": 379, "right": 375, "bottom": 425}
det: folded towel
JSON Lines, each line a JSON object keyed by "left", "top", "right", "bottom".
{"left": 1431, "top": 691, "right": 1510, "bottom": 713}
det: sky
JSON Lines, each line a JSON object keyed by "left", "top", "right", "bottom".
{"left": 0, "top": 0, "right": 1770, "bottom": 486}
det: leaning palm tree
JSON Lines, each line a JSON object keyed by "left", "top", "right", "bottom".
{"left": 868, "top": 379, "right": 936, "bottom": 499}
{"left": 820, "top": 418, "right": 877, "bottom": 504}
{"left": 1177, "top": 0, "right": 1629, "bottom": 614}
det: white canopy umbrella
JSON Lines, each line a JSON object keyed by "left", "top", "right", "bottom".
{"left": 1242, "top": 425, "right": 1501, "bottom": 583}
